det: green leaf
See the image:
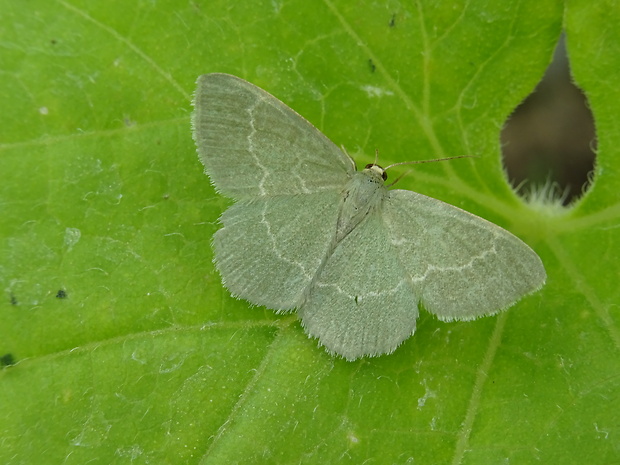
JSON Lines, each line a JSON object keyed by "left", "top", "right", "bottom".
{"left": 1, "top": 0, "right": 618, "bottom": 463}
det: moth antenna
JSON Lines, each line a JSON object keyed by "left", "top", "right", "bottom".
{"left": 385, "top": 155, "right": 477, "bottom": 187}
{"left": 384, "top": 155, "right": 477, "bottom": 171}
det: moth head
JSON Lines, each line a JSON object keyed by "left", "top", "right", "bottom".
{"left": 364, "top": 163, "right": 388, "bottom": 181}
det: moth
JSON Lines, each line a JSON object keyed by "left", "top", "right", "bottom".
{"left": 192, "top": 73, "right": 546, "bottom": 360}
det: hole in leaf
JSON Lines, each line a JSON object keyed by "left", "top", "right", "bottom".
{"left": 501, "top": 34, "right": 596, "bottom": 206}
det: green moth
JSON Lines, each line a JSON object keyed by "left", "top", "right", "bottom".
{"left": 192, "top": 73, "right": 546, "bottom": 361}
